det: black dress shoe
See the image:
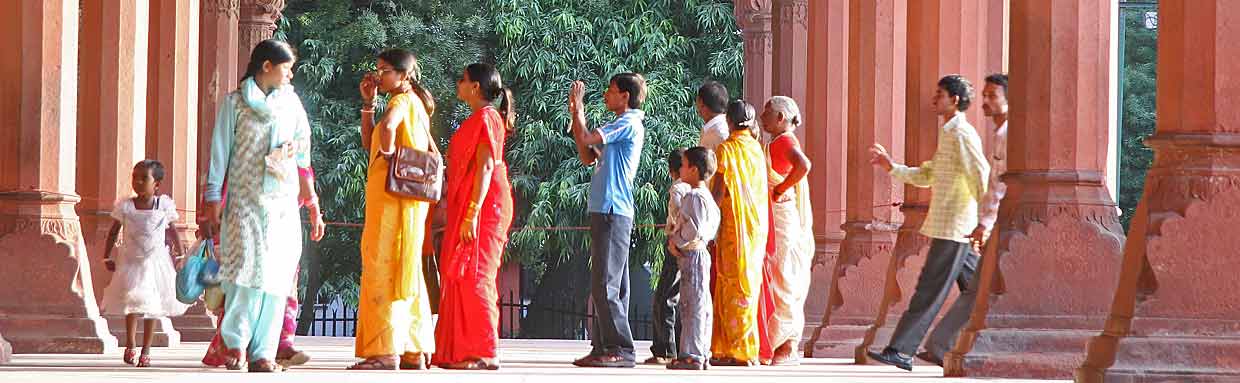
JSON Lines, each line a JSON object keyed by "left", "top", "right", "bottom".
{"left": 915, "top": 351, "right": 943, "bottom": 367}
{"left": 866, "top": 348, "right": 913, "bottom": 371}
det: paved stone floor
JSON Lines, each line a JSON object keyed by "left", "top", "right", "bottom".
{"left": 0, "top": 337, "right": 1066, "bottom": 383}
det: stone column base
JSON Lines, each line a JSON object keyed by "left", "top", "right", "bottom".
{"left": 0, "top": 316, "right": 118, "bottom": 354}
{"left": 951, "top": 326, "right": 1098, "bottom": 379}
{"left": 171, "top": 301, "right": 219, "bottom": 342}
{"left": 0, "top": 192, "right": 120, "bottom": 354}
{"left": 802, "top": 222, "right": 896, "bottom": 359}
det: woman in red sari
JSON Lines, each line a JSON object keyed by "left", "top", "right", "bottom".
{"left": 432, "top": 63, "right": 515, "bottom": 370}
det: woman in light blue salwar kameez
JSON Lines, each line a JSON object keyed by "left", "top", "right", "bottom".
{"left": 201, "top": 39, "right": 325, "bottom": 373}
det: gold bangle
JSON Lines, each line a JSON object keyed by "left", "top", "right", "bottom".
{"left": 360, "top": 108, "right": 375, "bottom": 114}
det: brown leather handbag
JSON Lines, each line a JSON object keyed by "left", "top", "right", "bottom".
{"left": 383, "top": 124, "right": 443, "bottom": 202}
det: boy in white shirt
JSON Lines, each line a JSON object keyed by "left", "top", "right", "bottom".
{"left": 667, "top": 147, "right": 721, "bottom": 370}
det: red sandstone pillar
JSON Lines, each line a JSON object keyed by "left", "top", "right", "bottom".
{"left": 945, "top": 0, "right": 1123, "bottom": 379}
{"left": 79, "top": 0, "right": 187, "bottom": 347}
{"left": 800, "top": 0, "right": 850, "bottom": 357}
{"left": 199, "top": 0, "right": 240, "bottom": 187}
{"left": 176, "top": 0, "right": 241, "bottom": 343}
{"left": 772, "top": 0, "right": 808, "bottom": 141}
{"left": 0, "top": 0, "right": 118, "bottom": 354}
{"left": 854, "top": 0, "right": 990, "bottom": 362}
{"left": 146, "top": 0, "right": 200, "bottom": 243}
{"left": 237, "top": 0, "right": 286, "bottom": 80}
{"left": 736, "top": 0, "right": 773, "bottom": 110}
{"left": 811, "top": 0, "right": 907, "bottom": 359}
{"left": 1077, "top": 2, "right": 1240, "bottom": 381}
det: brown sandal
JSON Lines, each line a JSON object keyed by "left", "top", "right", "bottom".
{"left": 439, "top": 358, "right": 499, "bottom": 370}
{"left": 248, "top": 359, "right": 281, "bottom": 373}
{"left": 347, "top": 356, "right": 398, "bottom": 370}
{"left": 667, "top": 357, "right": 707, "bottom": 370}
{"left": 399, "top": 353, "right": 430, "bottom": 370}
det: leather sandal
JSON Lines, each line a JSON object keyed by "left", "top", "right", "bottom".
{"left": 248, "top": 359, "right": 281, "bottom": 373}
{"left": 399, "top": 352, "right": 430, "bottom": 370}
{"left": 136, "top": 353, "right": 151, "bottom": 368}
{"left": 439, "top": 358, "right": 499, "bottom": 370}
{"left": 347, "top": 356, "right": 398, "bottom": 370}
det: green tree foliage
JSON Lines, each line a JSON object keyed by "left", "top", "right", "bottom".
{"left": 278, "top": 0, "right": 491, "bottom": 305}
{"left": 274, "top": 1, "right": 741, "bottom": 337}
{"left": 490, "top": 0, "right": 741, "bottom": 338}
{"left": 1118, "top": 6, "right": 1157, "bottom": 229}
{"left": 494, "top": 0, "right": 742, "bottom": 282}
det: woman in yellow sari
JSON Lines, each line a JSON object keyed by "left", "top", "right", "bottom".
{"left": 710, "top": 100, "right": 769, "bottom": 366}
{"left": 350, "top": 48, "right": 437, "bottom": 370}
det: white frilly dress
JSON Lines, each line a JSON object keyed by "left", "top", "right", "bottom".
{"left": 99, "top": 195, "right": 191, "bottom": 318}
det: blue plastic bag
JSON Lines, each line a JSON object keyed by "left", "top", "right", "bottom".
{"left": 176, "top": 239, "right": 220, "bottom": 304}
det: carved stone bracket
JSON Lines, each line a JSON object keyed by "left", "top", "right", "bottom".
{"left": 206, "top": 0, "right": 240, "bottom": 18}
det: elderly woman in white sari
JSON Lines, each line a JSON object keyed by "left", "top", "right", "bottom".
{"left": 759, "top": 96, "right": 814, "bottom": 365}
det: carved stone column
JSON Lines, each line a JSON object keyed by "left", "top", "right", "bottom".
{"left": 854, "top": 0, "right": 991, "bottom": 362}
{"left": 178, "top": 0, "right": 241, "bottom": 343}
{"left": 735, "top": 0, "right": 773, "bottom": 110}
{"left": 79, "top": 0, "right": 183, "bottom": 347}
{"left": 1077, "top": 2, "right": 1240, "bottom": 381}
{"left": 0, "top": 0, "right": 118, "bottom": 354}
{"left": 800, "top": 0, "right": 850, "bottom": 357}
{"left": 772, "top": 0, "right": 808, "bottom": 139}
{"left": 237, "top": 0, "right": 286, "bottom": 80}
{"left": 946, "top": 0, "right": 1124, "bottom": 378}
{"left": 200, "top": 0, "right": 240, "bottom": 182}
{"left": 146, "top": 0, "right": 200, "bottom": 247}
{"left": 810, "top": 0, "right": 907, "bottom": 359}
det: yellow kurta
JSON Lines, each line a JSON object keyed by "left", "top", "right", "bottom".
{"left": 355, "top": 93, "right": 435, "bottom": 358}
{"left": 710, "top": 130, "right": 769, "bottom": 362}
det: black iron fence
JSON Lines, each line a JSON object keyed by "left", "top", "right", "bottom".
{"left": 306, "top": 292, "right": 654, "bottom": 340}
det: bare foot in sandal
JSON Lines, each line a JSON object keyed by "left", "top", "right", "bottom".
{"left": 439, "top": 357, "right": 499, "bottom": 370}
{"left": 347, "top": 355, "right": 398, "bottom": 370}
{"left": 399, "top": 352, "right": 430, "bottom": 370}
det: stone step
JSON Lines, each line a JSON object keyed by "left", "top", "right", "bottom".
{"left": 961, "top": 351, "right": 1084, "bottom": 380}
{"left": 0, "top": 317, "right": 109, "bottom": 336}
{"left": 804, "top": 325, "right": 869, "bottom": 358}
{"left": 971, "top": 328, "right": 1096, "bottom": 354}
{"left": 7, "top": 336, "right": 116, "bottom": 354}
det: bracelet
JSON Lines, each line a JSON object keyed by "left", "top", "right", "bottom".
{"left": 360, "top": 108, "right": 376, "bottom": 114}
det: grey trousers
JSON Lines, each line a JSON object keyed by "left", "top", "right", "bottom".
{"left": 676, "top": 248, "right": 712, "bottom": 362}
{"left": 588, "top": 213, "right": 635, "bottom": 360}
{"left": 887, "top": 238, "right": 979, "bottom": 355}
{"left": 924, "top": 243, "right": 983, "bottom": 359}
{"left": 650, "top": 250, "right": 681, "bottom": 358}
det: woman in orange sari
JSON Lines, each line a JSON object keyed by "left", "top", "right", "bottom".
{"left": 432, "top": 63, "right": 515, "bottom": 370}
{"left": 710, "top": 100, "right": 769, "bottom": 366}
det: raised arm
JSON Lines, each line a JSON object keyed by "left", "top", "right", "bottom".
{"left": 568, "top": 81, "right": 603, "bottom": 165}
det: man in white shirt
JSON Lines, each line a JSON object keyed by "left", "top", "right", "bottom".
{"left": 918, "top": 73, "right": 1009, "bottom": 367}
{"left": 646, "top": 81, "right": 730, "bottom": 364}
{"left": 696, "top": 81, "right": 729, "bottom": 150}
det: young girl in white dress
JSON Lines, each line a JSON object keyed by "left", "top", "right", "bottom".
{"left": 100, "top": 160, "right": 191, "bottom": 367}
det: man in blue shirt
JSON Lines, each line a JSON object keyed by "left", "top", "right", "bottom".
{"left": 567, "top": 73, "right": 647, "bottom": 368}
